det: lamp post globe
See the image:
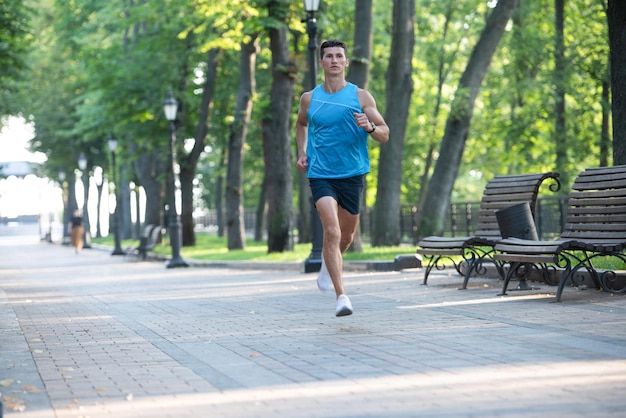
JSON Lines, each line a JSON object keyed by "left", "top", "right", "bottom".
{"left": 108, "top": 135, "right": 118, "bottom": 153}
{"left": 108, "top": 134, "right": 125, "bottom": 255}
{"left": 78, "top": 152, "right": 87, "bottom": 171}
{"left": 303, "top": 0, "right": 320, "bottom": 12}
{"left": 302, "top": 0, "right": 324, "bottom": 273}
{"left": 163, "top": 91, "right": 188, "bottom": 268}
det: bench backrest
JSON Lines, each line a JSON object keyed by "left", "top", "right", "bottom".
{"left": 141, "top": 224, "right": 156, "bottom": 238}
{"left": 149, "top": 225, "right": 162, "bottom": 245}
{"left": 561, "top": 165, "right": 626, "bottom": 243}
{"left": 474, "top": 172, "right": 560, "bottom": 239}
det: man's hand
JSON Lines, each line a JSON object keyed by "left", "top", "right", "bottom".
{"left": 296, "top": 155, "right": 308, "bottom": 173}
{"left": 353, "top": 112, "right": 371, "bottom": 131}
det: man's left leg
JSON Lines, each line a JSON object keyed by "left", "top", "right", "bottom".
{"left": 332, "top": 207, "right": 359, "bottom": 316}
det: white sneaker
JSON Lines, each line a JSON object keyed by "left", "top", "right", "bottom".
{"left": 317, "top": 258, "right": 333, "bottom": 291}
{"left": 335, "top": 294, "right": 353, "bottom": 317}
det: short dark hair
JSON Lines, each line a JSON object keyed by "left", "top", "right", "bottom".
{"left": 320, "top": 39, "right": 348, "bottom": 59}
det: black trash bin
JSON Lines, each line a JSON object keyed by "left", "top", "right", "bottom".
{"left": 495, "top": 202, "right": 538, "bottom": 240}
{"left": 495, "top": 202, "right": 539, "bottom": 290}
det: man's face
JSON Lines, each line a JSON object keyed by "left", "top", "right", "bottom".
{"left": 320, "top": 46, "right": 348, "bottom": 74}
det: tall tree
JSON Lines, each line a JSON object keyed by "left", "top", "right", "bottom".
{"left": 417, "top": 0, "right": 520, "bottom": 238}
{"left": 371, "top": 0, "right": 415, "bottom": 246}
{"left": 345, "top": 0, "right": 374, "bottom": 252}
{"left": 553, "top": 0, "right": 569, "bottom": 186}
{"left": 226, "top": 37, "right": 258, "bottom": 250}
{"left": 608, "top": 0, "right": 626, "bottom": 164}
{"left": 262, "top": 0, "right": 296, "bottom": 252}
{"left": 179, "top": 48, "right": 220, "bottom": 246}
{"left": 411, "top": 0, "right": 469, "bottom": 245}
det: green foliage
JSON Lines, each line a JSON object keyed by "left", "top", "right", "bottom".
{"left": 3, "top": 0, "right": 618, "bottom": 244}
{"left": 0, "top": 0, "right": 34, "bottom": 115}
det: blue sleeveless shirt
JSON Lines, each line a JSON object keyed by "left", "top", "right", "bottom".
{"left": 306, "top": 83, "right": 370, "bottom": 179}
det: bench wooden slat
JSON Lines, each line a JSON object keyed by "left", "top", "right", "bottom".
{"left": 566, "top": 216, "right": 626, "bottom": 225}
{"left": 568, "top": 206, "right": 626, "bottom": 216}
{"left": 569, "top": 196, "right": 626, "bottom": 206}
{"left": 493, "top": 253, "right": 559, "bottom": 264}
{"left": 572, "top": 177, "right": 626, "bottom": 190}
{"left": 562, "top": 230, "right": 626, "bottom": 238}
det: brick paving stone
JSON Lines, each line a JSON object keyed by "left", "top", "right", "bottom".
{"left": 2, "top": 223, "right": 626, "bottom": 417}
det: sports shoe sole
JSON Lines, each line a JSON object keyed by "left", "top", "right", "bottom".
{"left": 335, "top": 306, "right": 353, "bottom": 317}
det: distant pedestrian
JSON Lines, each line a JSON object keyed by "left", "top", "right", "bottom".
{"left": 68, "top": 209, "right": 84, "bottom": 253}
{"left": 295, "top": 39, "right": 389, "bottom": 317}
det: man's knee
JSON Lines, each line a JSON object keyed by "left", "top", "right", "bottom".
{"left": 340, "top": 232, "right": 354, "bottom": 249}
{"left": 323, "top": 225, "right": 342, "bottom": 243}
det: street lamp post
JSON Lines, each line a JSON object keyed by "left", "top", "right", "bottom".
{"left": 108, "top": 135, "right": 125, "bottom": 255}
{"left": 163, "top": 91, "right": 188, "bottom": 268}
{"left": 302, "top": 0, "right": 324, "bottom": 273}
{"left": 77, "top": 152, "right": 91, "bottom": 249}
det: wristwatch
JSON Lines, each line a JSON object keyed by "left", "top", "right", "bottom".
{"left": 366, "top": 121, "right": 376, "bottom": 134}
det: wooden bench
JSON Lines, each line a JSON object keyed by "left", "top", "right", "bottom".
{"left": 416, "top": 172, "right": 560, "bottom": 289}
{"left": 494, "top": 165, "right": 626, "bottom": 301}
{"left": 125, "top": 224, "right": 162, "bottom": 260}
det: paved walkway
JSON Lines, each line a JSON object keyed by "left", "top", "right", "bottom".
{"left": 1, "top": 223, "right": 626, "bottom": 417}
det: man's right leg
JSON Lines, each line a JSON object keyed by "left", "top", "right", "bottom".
{"left": 315, "top": 196, "right": 345, "bottom": 297}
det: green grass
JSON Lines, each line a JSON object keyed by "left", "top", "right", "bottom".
{"left": 92, "top": 234, "right": 626, "bottom": 270}
{"left": 91, "top": 232, "right": 415, "bottom": 262}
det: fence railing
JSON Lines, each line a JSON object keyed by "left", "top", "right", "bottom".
{"left": 193, "top": 195, "right": 570, "bottom": 244}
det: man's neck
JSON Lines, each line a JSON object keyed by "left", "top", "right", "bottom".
{"left": 322, "top": 76, "right": 347, "bottom": 94}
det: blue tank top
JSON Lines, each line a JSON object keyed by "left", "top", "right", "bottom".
{"left": 306, "top": 83, "right": 370, "bottom": 179}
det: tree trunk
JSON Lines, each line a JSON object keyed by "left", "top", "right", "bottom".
{"left": 179, "top": 49, "right": 219, "bottom": 246}
{"left": 67, "top": 175, "right": 77, "bottom": 238}
{"left": 95, "top": 180, "right": 103, "bottom": 238}
{"left": 133, "top": 145, "right": 166, "bottom": 227}
{"left": 120, "top": 162, "right": 133, "bottom": 239}
{"left": 254, "top": 174, "right": 267, "bottom": 242}
{"left": 346, "top": 0, "right": 374, "bottom": 252}
{"left": 417, "top": 0, "right": 520, "bottom": 238}
{"left": 295, "top": 30, "right": 311, "bottom": 245}
{"left": 178, "top": 169, "right": 195, "bottom": 245}
{"left": 554, "top": 0, "right": 569, "bottom": 187}
{"left": 216, "top": 163, "right": 225, "bottom": 237}
{"left": 608, "top": 0, "right": 626, "bottom": 164}
{"left": 81, "top": 169, "right": 91, "bottom": 247}
{"left": 296, "top": 164, "right": 311, "bottom": 244}
{"left": 263, "top": 6, "right": 295, "bottom": 253}
{"left": 347, "top": 0, "right": 373, "bottom": 90}
{"left": 226, "top": 37, "right": 258, "bottom": 250}
{"left": 601, "top": 77, "right": 610, "bottom": 167}
{"left": 372, "top": 0, "right": 415, "bottom": 246}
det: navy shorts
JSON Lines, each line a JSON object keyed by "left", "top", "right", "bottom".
{"left": 309, "top": 175, "right": 365, "bottom": 215}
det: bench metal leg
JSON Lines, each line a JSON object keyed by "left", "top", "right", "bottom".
{"left": 421, "top": 254, "right": 461, "bottom": 285}
{"left": 498, "top": 262, "right": 541, "bottom": 295}
{"left": 499, "top": 262, "right": 522, "bottom": 296}
{"left": 458, "top": 248, "right": 497, "bottom": 290}
{"left": 421, "top": 255, "right": 441, "bottom": 285}
{"left": 459, "top": 255, "right": 479, "bottom": 290}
